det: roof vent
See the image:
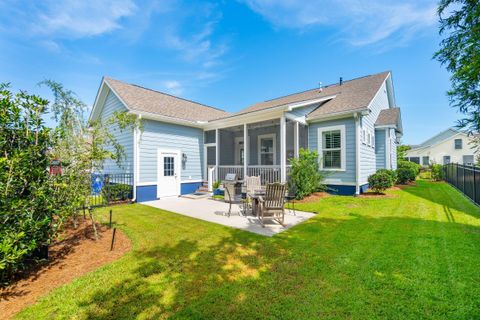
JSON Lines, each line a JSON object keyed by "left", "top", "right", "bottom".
{"left": 318, "top": 82, "right": 323, "bottom": 92}
{"left": 339, "top": 77, "right": 343, "bottom": 86}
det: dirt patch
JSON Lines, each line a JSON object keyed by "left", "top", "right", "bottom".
{"left": 395, "top": 182, "right": 416, "bottom": 189}
{"left": 358, "top": 191, "right": 396, "bottom": 198}
{"left": 296, "top": 192, "right": 331, "bottom": 203}
{"left": 0, "top": 219, "right": 131, "bottom": 320}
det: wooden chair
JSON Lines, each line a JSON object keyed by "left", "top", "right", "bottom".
{"left": 258, "top": 183, "right": 287, "bottom": 227}
{"left": 224, "top": 182, "right": 245, "bottom": 217}
{"left": 244, "top": 176, "right": 261, "bottom": 214}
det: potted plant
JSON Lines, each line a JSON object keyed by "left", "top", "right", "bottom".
{"left": 212, "top": 181, "right": 223, "bottom": 196}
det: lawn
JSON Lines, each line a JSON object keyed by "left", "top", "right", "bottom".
{"left": 16, "top": 181, "right": 480, "bottom": 319}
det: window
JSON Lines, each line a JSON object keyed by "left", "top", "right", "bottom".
{"left": 443, "top": 155, "right": 451, "bottom": 165}
{"left": 422, "top": 156, "right": 430, "bottom": 166}
{"left": 258, "top": 134, "right": 276, "bottom": 165}
{"left": 163, "top": 156, "right": 175, "bottom": 176}
{"left": 318, "top": 125, "right": 345, "bottom": 170}
{"left": 409, "top": 157, "right": 420, "bottom": 164}
{"left": 463, "top": 155, "right": 474, "bottom": 165}
{"left": 455, "top": 138, "right": 463, "bottom": 149}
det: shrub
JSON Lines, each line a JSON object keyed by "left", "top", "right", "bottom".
{"left": 431, "top": 164, "right": 444, "bottom": 181}
{"left": 396, "top": 167, "right": 416, "bottom": 184}
{"left": 289, "top": 148, "right": 326, "bottom": 200}
{"left": 212, "top": 180, "right": 221, "bottom": 189}
{"left": 102, "top": 183, "right": 132, "bottom": 202}
{"left": 368, "top": 172, "right": 394, "bottom": 194}
{"left": 398, "top": 160, "right": 420, "bottom": 176}
{"left": 376, "top": 169, "right": 397, "bottom": 185}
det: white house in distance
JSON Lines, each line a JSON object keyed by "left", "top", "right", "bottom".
{"left": 90, "top": 71, "right": 403, "bottom": 201}
{"left": 405, "top": 128, "right": 478, "bottom": 166}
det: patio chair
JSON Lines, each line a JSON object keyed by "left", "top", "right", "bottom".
{"left": 224, "top": 182, "right": 246, "bottom": 217}
{"left": 244, "top": 176, "right": 262, "bottom": 214}
{"left": 258, "top": 183, "right": 287, "bottom": 227}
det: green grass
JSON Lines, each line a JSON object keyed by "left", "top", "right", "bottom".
{"left": 16, "top": 181, "right": 480, "bottom": 319}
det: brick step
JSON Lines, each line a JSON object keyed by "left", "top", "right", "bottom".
{"left": 197, "top": 186, "right": 210, "bottom": 192}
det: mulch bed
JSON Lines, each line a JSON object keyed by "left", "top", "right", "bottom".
{"left": 0, "top": 219, "right": 131, "bottom": 320}
{"left": 296, "top": 192, "right": 331, "bottom": 203}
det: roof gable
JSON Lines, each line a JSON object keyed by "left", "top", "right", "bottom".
{"left": 97, "top": 77, "right": 230, "bottom": 123}
{"left": 414, "top": 128, "right": 462, "bottom": 149}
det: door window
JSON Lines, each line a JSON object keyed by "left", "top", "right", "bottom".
{"left": 260, "top": 137, "right": 274, "bottom": 165}
{"left": 163, "top": 156, "right": 175, "bottom": 176}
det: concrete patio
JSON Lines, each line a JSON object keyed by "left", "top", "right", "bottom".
{"left": 143, "top": 197, "right": 316, "bottom": 236}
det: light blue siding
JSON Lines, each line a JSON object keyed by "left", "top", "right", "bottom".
{"left": 375, "top": 129, "right": 386, "bottom": 169}
{"left": 359, "top": 80, "right": 390, "bottom": 183}
{"left": 390, "top": 128, "right": 398, "bottom": 169}
{"left": 308, "top": 117, "right": 357, "bottom": 184}
{"left": 100, "top": 91, "right": 133, "bottom": 174}
{"left": 138, "top": 119, "right": 204, "bottom": 183}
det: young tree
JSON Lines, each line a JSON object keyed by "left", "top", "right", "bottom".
{"left": 397, "top": 145, "right": 411, "bottom": 162}
{"left": 40, "top": 80, "right": 141, "bottom": 237}
{"left": 434, "top": 0, "right": 480, "bottom": 138}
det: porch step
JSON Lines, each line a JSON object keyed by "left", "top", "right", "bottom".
{"left": 197, "top": 186, "right": 209, "bottom": 192}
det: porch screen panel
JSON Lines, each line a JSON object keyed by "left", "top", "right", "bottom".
{"left": 207, "top": 146, "right": 216, "bottom": 165}
{"left": 299, "top": 124, "right": 308, "bottom": 150}
{"left": 286, "top": 120, "right": 295, "bottom": 163}
{"left": 205, "top": 130, "right": 216, "bottom": 144}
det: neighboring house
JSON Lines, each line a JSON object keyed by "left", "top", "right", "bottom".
{"left": 90, "top": 71, "right": 402, "bottom": 201}
{"left": 406, "top": 128, "right": 478, "bottom": 166}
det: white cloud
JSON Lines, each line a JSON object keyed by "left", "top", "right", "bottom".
{"left": 0, "top": 0, "right": 137, "bottom": 39}
{"left": 161, "top": 80, "right": 184, "bottom": 95}
{"left": 242, "top": 0, "right": 437, "bottom": 47}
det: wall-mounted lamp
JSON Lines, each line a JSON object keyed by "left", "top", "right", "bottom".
{"left": 182, "top": 153, "right": 188, "bottom": 163}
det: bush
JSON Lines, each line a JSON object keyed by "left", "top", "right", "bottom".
{"left": 376, "top": 169, "right": 397, "bottom": 185}
{"left": 289, "top": 148, "right": 325, "bottom": 200}
{"left": 368, "top": 172, "right": 394, "bottom": 193}
{"left": 396, "top": 167, "right": 416, "bottom": 184}
{"left": 431, "top": 164, "right": 444, "bottom": 181}
{"left": 102, "top": 183, "right": 132, "bottom": 202}
{"left": 398, "top": 160, "right": 420, "bottom": 176}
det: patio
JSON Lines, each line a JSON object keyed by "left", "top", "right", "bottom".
{"left": 143, "top": 197, "right": 315, "bottom": 236}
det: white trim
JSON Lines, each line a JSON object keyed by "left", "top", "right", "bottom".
{"left": 286, "top": 95, "right": 337, "bottom": 111}
{"left": 307, "top": 108, "right": 368, "bottom": 122}
{"left": 294, "top": 121, "right": 299, "bottom": 158}
{"left": 317, "top": 124, "right": 346, "bottom": 172}
{"left": 157, "top": 149, "right": 181, "bottom": 198}
{"left": 128, "top": 110, "right": 204, "bottom": 128}
{"left": 215, "top": 129, "right": 219, "bottom": 181}
{"left": 280, "top": 115, "right": 287, "bottom": 182}
{"left": 137, "top": 181, "right": 157, "bottom": 186}
{"left": 323, "top": 180, "right": 356, "bottom": 186}
{"left": 355, "top": 114, "right": 361, "bottom": 195}
{"left": 132, "top": 114, "right": 141, "bottom": 202}
{"left": 181, "top": 179, "right": 203, "bottom": 183}
{"left": 257, "top": 133, "right": 277, "bottom": 165}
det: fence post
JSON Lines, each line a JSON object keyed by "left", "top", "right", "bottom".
{"left": 463, "top": 163, "right": 466, "bottom": 194}
{"left": 474, "top": 166, "right": 477, "bottom": 204}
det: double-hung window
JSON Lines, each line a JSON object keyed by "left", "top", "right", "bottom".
{"left": 319, "top": 125, "right": 345, "bottom": 170}
{"left": 258, "top": 134, "right": 276, "bottom": 165}
{"left": 454, "top": 139, "right": 463, "bottom": 149}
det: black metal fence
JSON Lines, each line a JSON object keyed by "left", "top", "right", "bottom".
{"left": 89, "top": 173, "right": 134, "bottom": 207}
{"left": 444, "top": 163, "right": 480, "bottom": 205}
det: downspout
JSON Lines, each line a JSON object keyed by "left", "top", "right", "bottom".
{"left": 132, "top": 114, "right": 141, "bottom": 202}
{"left": 355, "top": 113, "right": 361, "bottom": 195}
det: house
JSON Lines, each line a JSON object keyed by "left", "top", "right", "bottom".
{"left": 89, "top": 71, "right": 402, "bottom": 201}
{"left": 405, "top": 128, "right": 478, "bottom": 166}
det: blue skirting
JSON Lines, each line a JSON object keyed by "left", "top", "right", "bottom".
{"left": 136, "top": 182, "right": 203, "bottom": 202}
{"left": 180, "top": 182, "right": 203, "bottom": 195}
{"left": 326, "top": 183, "right": 369, "bottom": 196}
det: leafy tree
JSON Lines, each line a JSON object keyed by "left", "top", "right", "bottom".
{"left": 288, "top": 148, "right": 325, "bottom": 200}
{"left": 434, "top": 0, "right": 480, "bottom": 137}
{"left": 397, "top": 145, "right": 411, "bottom": 162}
{"left": 0, "top": 84, "right": 59, "bottom": 284}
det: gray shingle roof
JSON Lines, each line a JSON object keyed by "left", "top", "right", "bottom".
{"left": 375, "top": 108, "right": 401, "bottom": 127}
{"left": 104, "top": 77, "right": 230, "bottom": 122}
{"left": 226, "top": 71, "right": 390, "bottom": 119}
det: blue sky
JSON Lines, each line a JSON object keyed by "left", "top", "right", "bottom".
{"left": 0, "top": 0, "right": 457, "bottom": 144}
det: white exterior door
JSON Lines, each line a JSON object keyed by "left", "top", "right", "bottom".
{"left": 157, "top": 150, "right": 180, "bottom": 198}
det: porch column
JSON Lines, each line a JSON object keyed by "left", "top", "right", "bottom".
{"left": 280, "top": 115, "right": 287, "bottom": 183}
{"left": 294, "top": 121, "right": 299, "bottom": 158}
{"left": 215, "top": 129, "right": 219, "bottom": 181}
{"left": 243, "top": 123, "right": 248, "bottom": 179}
